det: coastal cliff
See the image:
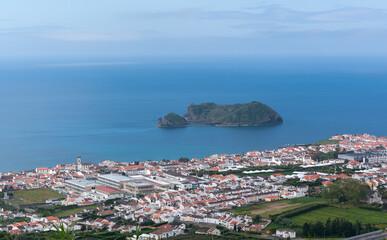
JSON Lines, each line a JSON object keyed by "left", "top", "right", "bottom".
{"left": 157, "top": 101, "right": 283, "bottom": 127}
{"left": 157, "top": 113, "right": 189, "bottom": 127}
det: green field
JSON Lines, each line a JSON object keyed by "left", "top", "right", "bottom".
{"left": 0, "top": 217, "right": 29, "bottom": 225}
{"left": 291, "top": 206, "right": 387, "bottom": 225}
{"left": 54, "top": 205, "right": 97, "bottom": 217}
{"left": 314, "top": 139, "right": 340, "bottom": 146}
{"left": 10, "top": 188, "right": 65, "bottom": 205}
{"left": 230, "top": 197, "right": 327, "bottom": 218}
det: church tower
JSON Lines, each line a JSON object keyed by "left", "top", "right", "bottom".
{"left": 76, "top": 156, "right": 82, "bottom": 171}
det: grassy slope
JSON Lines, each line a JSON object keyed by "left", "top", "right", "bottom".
{"left": 188, "top": 102, "right": 282, "bottom": 125}
{"left": 230, "top": 197, "right": 327, "bottom": 218}
{"left": 314, "top": 139, "right": 340, "bottom": 146}
{"left": 11, "top": 188, "right": 65, "bottom": 205}
{"left": 291, "top": 206, "right": 387, "bottom": 225}
{"left": 232, "top": 197, "right": 386, "bottom": 223}
{"left": 54, "top": 205, "right": 98, "bottom": 217}
{"left": 164, "top": 113, "right": 188, "bottom": 126}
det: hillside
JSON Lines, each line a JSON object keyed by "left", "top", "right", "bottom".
{"left": 157, "top": 101, "right": 283, "bottom": 127}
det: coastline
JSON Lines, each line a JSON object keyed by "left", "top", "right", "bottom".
{"left": 2, "top": 133, "right": 385, "bottom": 174}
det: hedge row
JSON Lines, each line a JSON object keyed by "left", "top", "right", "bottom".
{"left": 358, "top": 205, "right": 383, "bottom": 212}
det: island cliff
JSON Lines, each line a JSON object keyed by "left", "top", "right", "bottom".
{"left": 157, "top": 113, "right": 189, "bottom": 128}
{"left": 157, "top": 101, "right": 283, "bottom": 127}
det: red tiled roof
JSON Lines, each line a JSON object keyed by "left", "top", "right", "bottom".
{"left": 96, "top": 186, "right": 121, "bottom": 194}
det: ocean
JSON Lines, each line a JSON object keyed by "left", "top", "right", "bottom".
{"left": 0, "top": 56, "right": 387, "bottom": 172}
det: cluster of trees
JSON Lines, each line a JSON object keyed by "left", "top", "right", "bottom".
{"left": 303, "top": 218, "right": 375, "bottom": 238}
{"left": 36, "top": 205, "right": 84, "bottom": 217}
{"left": 178, "top": 157, "right": 190, "bottom": 163}
{"left": 285, "top": 177, "right": 324, "bottom": 188}
{"left": 140, "top": 219, "right": 155, "bottom": 226}
{"left": 322, "top": 179, "right": 368, "bottom": 205}
{"left": 310, "top": 150, "right": 339, "bottom": 161}
{"left": 252, "top": 215, "right": 261, "bottom": 223}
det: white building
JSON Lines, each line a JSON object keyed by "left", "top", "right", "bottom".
{"left": 65, "top": 179, "right": 100, "bottom": 192}
{"left": 35, "top": 167, "right": 49, "bottom": 174}
{"left": 97, "top": 174, "right": 133, "bottom": 189}
{"left": 276, "top": 229, "right": 296, "bottom": 239}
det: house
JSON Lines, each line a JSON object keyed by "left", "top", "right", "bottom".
{"left": 265, "top": 196, "right": 280, "bottom": 202}
{"left": 94, "top": 186, "right": 124, "bottom": 200}
{"left": 351, "top": 174, "right": 366, "bottom": 181}
{"left": 194, "top": 226, "right": 221, "bottom": 236}
{"left": 346, "top": 161, "right": 362, "bottom": 169}
{"left": 207, "top": 227, "right": 221, "bottom": 236}
{"left": 35, "top": 168, "right": 49, "bottom": 174}
{"left": 120, "top": 165, "right": 146, "bottom": 175}
{"left": 364, "top": 190, "right": 383, "bottom": 204}
{"left": 44, "top": 216, "right": 59, "bottom": 224}
{"left": 97, "top": 210, "right": 114, "bottom": 216}
{"left": 270, "top": 173, "right": 286, "bottom": 181}
{"left": 149, "top": 224, "right": 183, "bottom": 240}
{"left": 303, "top": 174, "right": 320, "bottom": 182}
{"left": 338, "top": 173, "right": 350, "bottom": 179}
{"left": 195, "top": 228, "right": 208, "bottom": 235}
{"left": 178, "top": 181, "right": 192, "bottom": 190}
{"left": 276, "top": 228, "right": 296, "bottom": 239}
{"left": 120, "top": 225, "right": 137, "bottom": 233}
{"left": 296, "top": 185, "right": 309, "bottom": 194}
{"left": 322, "top": 181, "right": 333, "bottom": 186}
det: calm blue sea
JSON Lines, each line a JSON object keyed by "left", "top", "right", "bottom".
{"left": 0, "top": 56, "right": 387, "bottom": 172}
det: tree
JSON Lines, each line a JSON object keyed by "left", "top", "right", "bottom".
{"left": 253, "top": 215, "right": 262, "bottom": 223}
{"left": 178, "top": 157, "right": 190, "bottom": 163}
{"left": 42, "top": 210, "right": 52, "bottom": 217}
{"left": 303, "top": 218, "right": 364, "bottom": 238}
{"left": 322, "top": 182, "right": 341, "bottom": 202}
{"left": 0, "top": 232, "right": 12, "bottom": 239}
{"left": 322, "top": 179, "right": 368, "bottom": 205}
{"left": 325, "top": 218, "right": 332, "bottom": 236}
{"left": 140, "top": 219, "right": 155, "bottom": 226}
{"left": 343, "top": 180, "right": 368, "bottom": 205}
{"left": 303, "top": 223, "right": 310, "bottom": 236}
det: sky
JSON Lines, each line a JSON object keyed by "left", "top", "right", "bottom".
{"left": 1, "top": 0, "right": 387, "bottom": 58}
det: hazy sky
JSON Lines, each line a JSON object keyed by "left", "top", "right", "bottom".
{"left": 1, "top": 0, "right": 387, "bottom": 57}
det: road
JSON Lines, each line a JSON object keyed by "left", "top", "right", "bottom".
{"left": 346, "top": 230, "right": 387, "bottom": 240}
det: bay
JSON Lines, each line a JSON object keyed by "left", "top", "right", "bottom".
{"left": 0, "top": 56, "right": 386, "bottom": 172}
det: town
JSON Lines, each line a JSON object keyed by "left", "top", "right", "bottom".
{"left": 0, "top": 133, "right": 386, "bottom": 239}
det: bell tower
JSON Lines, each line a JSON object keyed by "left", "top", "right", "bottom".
{"left": 76, "top": 156, "right": 82, "bottom": 171}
